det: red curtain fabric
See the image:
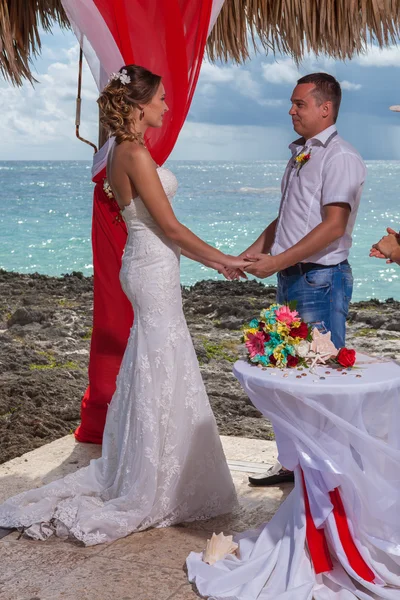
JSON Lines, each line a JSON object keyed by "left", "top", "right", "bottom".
{"left": 75, "top": 0, "right": 213, "bottom": 443}
{"left": 302, "top": 472, "right": 375, "bottom": 582}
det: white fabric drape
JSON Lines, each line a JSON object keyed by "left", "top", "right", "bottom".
{"left": 61, "top": 0, "right": 227, "bottom": 177}
{"left": 61, "top": 0, "right": 124, "bottom": 91}
{"left": 187, "top": 354, "right": 400, "bottom": 599}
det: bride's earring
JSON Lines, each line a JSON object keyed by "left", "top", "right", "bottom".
{"left": 139, "top": 108, "right": 144, "bottom": 121}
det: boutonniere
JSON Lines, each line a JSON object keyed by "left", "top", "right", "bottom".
{"left": 295, "top": 148, "right": 312, "bottom": 175}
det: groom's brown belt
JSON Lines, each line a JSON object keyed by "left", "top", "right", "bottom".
{"left": 281, "top": 259, "right": 349, "bottom": 277}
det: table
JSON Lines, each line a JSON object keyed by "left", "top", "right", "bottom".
{"left": 187, "top": 354, "right": 400, "bottom": 599}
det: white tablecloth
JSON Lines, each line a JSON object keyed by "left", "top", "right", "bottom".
{"left": 187, "top": 354, "right": 400, "bottom": 599}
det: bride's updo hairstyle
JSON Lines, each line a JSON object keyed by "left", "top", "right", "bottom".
{"left": 97, "top": 64, "right": 162, "bottom": 145}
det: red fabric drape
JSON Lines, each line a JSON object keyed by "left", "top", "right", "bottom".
{"left": 302, "top": 473, "right": 375, "bottom": 583}
{"left": 75, "top": 0, "right": 213, "bottom": 443}
{"left": 302, "top": 472, "right": 333, "bottom": 574}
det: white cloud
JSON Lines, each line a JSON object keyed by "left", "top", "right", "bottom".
{"left": 200, "top": 62, "right": 235, "bottom": 83}
{"left": 0, "top": 42, "right": 98, "bottom": 160}
{"left": 199, "top": 62, "right": 283, "bottom": 107}
{"left": 261, "top": 60, "right": 300, "bottom": 85}
{"left": 340, "top": 80, "right": 362, "bottom": 91}
{"left": 260, "top": 53, "right": 336, "bottom": 86}
{"left": 355, "top": 45, "right": 400, "bottom": 67}
{"left": 171, "top": 121, "right": 293, "bottom": 160}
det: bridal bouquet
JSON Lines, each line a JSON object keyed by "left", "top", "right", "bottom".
{"left": 242, "top": 304, "right": 356, "bottom": 369}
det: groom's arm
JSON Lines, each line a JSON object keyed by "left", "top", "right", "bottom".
{"left": 239, "top": 218, "right": 278, "bottom": 257}
{"left": 245, "top": 152, "right": 365, "bottom": 278}
{"left": 245, "top": 204, "right": 350, "bottom": 278}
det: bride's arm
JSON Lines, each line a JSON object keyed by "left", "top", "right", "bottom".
{"left": 124, "top": 147, "right": 250, "bottom": 270}
{"left": 180, "top": 249, "right": 246, "bottom": 280}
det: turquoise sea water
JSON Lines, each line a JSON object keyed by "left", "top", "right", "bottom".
{"left": 1, "top": 160, "right": 399, "bottom": 301}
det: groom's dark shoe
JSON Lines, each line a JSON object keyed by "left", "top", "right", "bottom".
{"left": 248, "top": 467, "right": 294, "bottom": 486}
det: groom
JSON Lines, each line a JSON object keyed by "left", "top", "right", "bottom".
{"left": 242, "top": 73, "right": 366, "bottom": 486}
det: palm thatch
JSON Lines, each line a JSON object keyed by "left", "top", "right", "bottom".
{"left": 208, "top": 0, "right": 400, "bottom": 63}
{"left": 0, "top": 0, "right": 69, "bottom": 85}
{"left": 1, "top": 0, "right": 400, "bottom": 86}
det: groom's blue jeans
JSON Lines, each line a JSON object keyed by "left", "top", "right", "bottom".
{"left": 276, "top": 261, "right": 353, "bottom": 349}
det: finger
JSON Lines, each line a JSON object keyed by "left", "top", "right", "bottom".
{"left": 244, "top": 253, "right": 263, "bottom": 262}
{"left": 387, "top": 227, "right": 398, "bottom": 236}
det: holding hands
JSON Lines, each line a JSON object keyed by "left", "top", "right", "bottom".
{"left": 215, "top": 253, "right": 280, "bottom": 281}
{"left": 370, "top": 227, "right": 400, "bottom": 265}
{"left": 203, "top": 255, "right": 254, "bottom": 281}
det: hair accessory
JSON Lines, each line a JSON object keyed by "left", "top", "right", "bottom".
{"left": 109, "top": 69, "right": 131, "bottom": 85}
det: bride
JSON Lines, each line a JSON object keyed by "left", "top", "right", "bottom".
{"left": 0, "top": 65, "right": 250, "bottom": 546}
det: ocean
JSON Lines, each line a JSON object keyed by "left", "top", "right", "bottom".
{"left": 1, "top": 160, "right": 399, "bottom": 302}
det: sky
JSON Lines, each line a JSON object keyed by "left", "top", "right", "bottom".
{"left": 1, "top": 25, "right": 400, "bottom": 161}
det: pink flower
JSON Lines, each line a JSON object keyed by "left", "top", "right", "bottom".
{"left": 245, "top": 331, "right": 265, "bottom": 358}
{"left": 275, "top": 306, "right": 299, "bottom": 325}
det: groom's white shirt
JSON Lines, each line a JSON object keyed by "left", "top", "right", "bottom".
{"left": 270, "top": 124, "right": 366, "bottom": 265}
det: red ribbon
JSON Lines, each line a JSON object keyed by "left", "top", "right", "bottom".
{"left": 329, "top": 487, "right": 375, "bottom": 583}
{"left": 302, "top": 471, "right": 333, "bottom": 574}
{"left": 302, "top": 471, "right": 375, "bottom": 583}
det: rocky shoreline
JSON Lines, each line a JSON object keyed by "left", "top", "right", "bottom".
{"left": 0, "top": 269, "right": 399, "bottom": 465}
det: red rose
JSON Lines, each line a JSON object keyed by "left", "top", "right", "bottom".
{"left": 336, "top": 348, "right": 356, "bottom": 368}
{"left": 269, "top": 355, "right": 277, "bottom": 365}
{"left": 289, "top": 322, "right": 309, "bottom": 339}
{"left": 287, "top": 354, "right": 299, "bottom": 368}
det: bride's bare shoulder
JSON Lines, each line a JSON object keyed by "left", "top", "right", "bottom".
{"left": 117, "top": 142, "right": 155, "bottom": 170}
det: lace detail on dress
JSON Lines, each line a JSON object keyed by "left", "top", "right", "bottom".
{"left": 0, "top": 166, "right": 238, "bottom": 546}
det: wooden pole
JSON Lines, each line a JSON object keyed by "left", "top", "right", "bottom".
{"left": 76, "top": 46, "right": 98, "bottom": 153}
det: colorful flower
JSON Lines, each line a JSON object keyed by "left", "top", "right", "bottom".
{"left": 289, "top": 321, "right": 309, "bottom": 339}
{"left": 243, "top": 327, "right": 258, "bottom": 340}
{"left": 336, "top": 348, "right": 356, "bottom": 368}
{"left": 295, "top": 340, "right": 311, "bottom": 358}
{"left": 251, "top": 353, "right": 269, "bottom": 366}
{"left": 245, "top": 331, "right": 266, "bottom": 358}
{"left": 275, "top": 305, "right": 299, "bottom": 326}
{"left": 287, "top": 354, "right": 299, "bottom": 368}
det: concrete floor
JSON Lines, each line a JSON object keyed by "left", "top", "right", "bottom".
{"left": 0, "top": 435, "right": 292, "bottom": 600}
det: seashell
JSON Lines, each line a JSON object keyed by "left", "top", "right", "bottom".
{"left": 310, "top": 328, "right": 338, "bottom": 357}
{"left": 202, "top": 532, "right": 238, "bottom": 565}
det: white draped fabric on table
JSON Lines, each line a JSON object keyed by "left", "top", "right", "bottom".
{"left": 187, "top": 354, "right": 400, "bottom": 599}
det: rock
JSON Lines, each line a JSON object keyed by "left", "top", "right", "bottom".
{"left": 383, "top": 320, "right": 400, "bottom": 332}
{"left": 0, "top": 271, "right": 399, "bottom": 465}
{"left": 7, "top": 307, "right": 47, "bottom": 327}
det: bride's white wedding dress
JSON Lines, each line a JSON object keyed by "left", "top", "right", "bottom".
{"left": 0, "top": 166, "right": 237, "bottom": 546}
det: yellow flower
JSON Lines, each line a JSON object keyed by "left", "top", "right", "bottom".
{"left": 276, "top": 322, "right": 290, "bottom": 336}
{"left": 273, "top": 344, "right": 285, "bottom": 361}
{"left": 243, "top": 327, "right": 258, "bottom": 340}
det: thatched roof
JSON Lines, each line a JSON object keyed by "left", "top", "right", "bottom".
{"left": 1, "top": 0, "right": 400, "bottom": 86}
{"left": 0, "top": 0, "right": 68, "bottom": 85}
{"left": 207, "top": 0, "right": 400, "bottom": 64}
